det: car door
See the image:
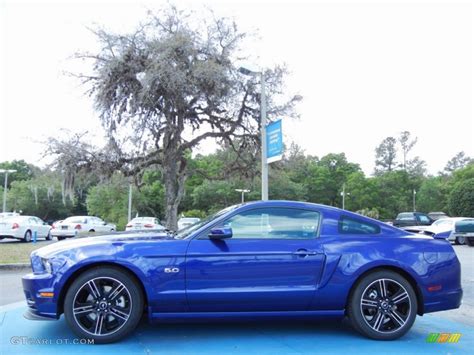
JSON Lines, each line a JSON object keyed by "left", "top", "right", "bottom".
{"left": 185, "top": 207, "right": 325, "bottom": 312}
{"left": 28, "top": 217, "right": 41, "bottom": 238}
{"left": 35, "top": 217, "right": 48, "bottom": 237}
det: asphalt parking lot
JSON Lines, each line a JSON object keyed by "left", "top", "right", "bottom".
{"left": 0, "top": 245, "right": 472, "bottom": 354}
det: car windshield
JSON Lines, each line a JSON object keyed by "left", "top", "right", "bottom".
{"left": 175, "top": 205, "right": 240, "bottom": 239}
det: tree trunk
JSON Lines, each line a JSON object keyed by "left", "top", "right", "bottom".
{"left": 162, "top": 152, "right": 187, "bottom": 231}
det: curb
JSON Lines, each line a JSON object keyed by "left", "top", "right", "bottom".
{"left": 0, "top": 263, "right": 30, "bottom": 270}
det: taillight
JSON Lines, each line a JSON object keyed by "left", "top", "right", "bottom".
{"left": 51, "top": 225, "right": 56, "bottom": 229}
{"left": 126, "top": 224, "right": 132, "bottom": 228}
{"left": 12, "top": 223, "right": 19, "bottom": 229}
{"left": 144, "top": 224, "right": 153, "bottom": 228}
{"left": 74, "top": 224, "right": 82, "bottom": 230}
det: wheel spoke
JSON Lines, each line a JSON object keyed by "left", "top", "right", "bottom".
{"left": 388, "top": 309, "right": 406, "bottom": 327}
{"left": 108, "top": 283, "right": 125, "bottom": 301}
{"left": 361, "top": 298, "right": 378, "bottom": 308}
{"left": 372, "top": 312, "right": 385, "bottom": 331}
{"left": 378, "top": 279, "right": 387, "bottom": 298}
{"left": 87, "top": 280, "right": 101, "bottom": 299}
{"left": 94, "top": 313, "right": 105, "bottom": 335}
{"left": 391, "top": 290, "right": 408, "bottom": 304}
{"left": 73, "top": 304, "right": 95, "bottom": 316}
{"left": 109, "top": 306, "right": 130, "bottom": 321}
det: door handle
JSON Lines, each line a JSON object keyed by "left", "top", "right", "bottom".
{"left": 293, "top": 249, "right": 318, "bottom": 257}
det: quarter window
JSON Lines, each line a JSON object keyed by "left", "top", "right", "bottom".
{"left": 339, "top": 216, "right": 381, "bottom": 235}
{"left": 223, "top": 208, "right": 320, "bottom": 239}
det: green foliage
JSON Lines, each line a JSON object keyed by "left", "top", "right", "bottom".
{"left": 0, "top": 160, "right": 35, "bottom": 188}
{"left": 86, "top": 174, "right": 130, "bottom": 230}
{"left": 7, "top": 173, "right": 73, "bottom": 220}
{"left": 181, "top": 210, "right": 207, "bottom": 219}
{"left": 448, "top": 178, "right": 474, "bottom": 217}
{"left": 355, "top": 208, "right": 380, "bottom": 219}
{"left": 416, "top": 177, "right": 449, "bottom": 213}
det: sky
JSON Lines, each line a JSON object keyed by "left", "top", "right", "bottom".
{"left": 0, "top": 0, "right": 473, "bottom": 175}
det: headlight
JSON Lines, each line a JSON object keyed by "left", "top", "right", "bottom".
{"left": 41, "top": 258, "right": 52, "bottom": 273}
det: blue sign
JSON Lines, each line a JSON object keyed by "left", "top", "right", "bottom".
{"left": 266, "top": 119, "right": 283, "bottom": 163}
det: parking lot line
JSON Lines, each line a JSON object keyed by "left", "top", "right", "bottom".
{"left": 0, "top": 304, "right": 472, "bottom": 354}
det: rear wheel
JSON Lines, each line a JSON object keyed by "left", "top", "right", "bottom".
{"left": 57, "top": 236, "right": 65, "bottom": 241}
{"left": 23, "top": 231, "right": 32, "bottom": 243}
{"left": 347, "top": 270, "right": 417, "bottom": 340}
{"left": 466, "top": 237, "right": 474, "bottom": 247}
{"left": 45, "top": 231, "right": 52, "bottom": 241}
{"left": 64, "top": 267, "right": 144, "bottom": 344}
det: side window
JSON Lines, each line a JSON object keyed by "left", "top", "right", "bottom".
{"left": 29, "top": 218, "right": 38, "bottom": 225}
{"left": 339, "top": 216, "right": 381, "bottom": 235}
{"left": 418, "top": 215, "right": 431, "bottom": 224}
{"left": 223, "top": 208, "right": 320, "bottom": 239}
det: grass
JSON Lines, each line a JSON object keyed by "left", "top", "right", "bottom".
{"left": 0, "top": 240, "right": 56, "bottom": 264}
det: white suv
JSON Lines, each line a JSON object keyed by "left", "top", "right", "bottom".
{"left": 51, "top": 216, "right": 116, "bottom": 240}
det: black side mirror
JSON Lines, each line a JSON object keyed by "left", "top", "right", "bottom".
{"left": 208, "top": 227, "right": 232, "bottom": 239}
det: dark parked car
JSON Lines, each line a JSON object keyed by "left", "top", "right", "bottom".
{"left": 393, "top": 212, "right": 434, "bottom": 228}
{"left": 22, "top": 201, "right": 462, "bottom": 343}
{"left": 454, "top": 219, "right": 474, "bottom": 247}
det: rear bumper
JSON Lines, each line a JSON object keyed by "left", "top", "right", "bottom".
{"left": 424, "top": 288, "right": 463, "bottom": 314}
{"left": 22, "top": 272, "right": 59, "bottom": 320}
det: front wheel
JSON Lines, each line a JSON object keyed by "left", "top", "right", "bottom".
{"left": 45, "top": 231, "right": 52, "bottom": 241}
{"left": 64, "top": 267, "right": 144, "bottom": 344}
{"left": 347, "top": 270, "right": 417, "bottom": 340}
{"left": 454, "top": 236, "right": 465, "bottom": 245}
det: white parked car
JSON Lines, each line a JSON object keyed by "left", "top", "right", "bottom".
{"left": 0, "top": 215, "right": 52, "bottom": 242}
{"left": 0, "top": 212, "right": 20, "bottom": 219}
{"left": 125, "top": 217, "right": 165, "bottom": 231}
{"left": 177, "top": 217, "right": 201, "bottom": 230}
{"left": 51, "top": 216, "right": 116, "bottom": 241}
{"left": 404, "top": 217, "right": 471, "bottom": 245}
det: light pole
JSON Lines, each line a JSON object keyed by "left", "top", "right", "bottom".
{"left": 128, "top": 183, "right": 133, "bottom": 222}
{"left": 340, "top": 183, "right": 350, "bottom": 210}
{"left": 0, "top": 169, "right": 17, "bottom": 212}
{"left": 413, "top": 189, "right": 416, "bottom": 212}
{"left": 238, "top": 67, "right": 268, "bottom": 201}
{"left": 235, "top": 189, "right": 250, "bottom": 203}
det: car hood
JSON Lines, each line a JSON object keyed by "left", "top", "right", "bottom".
{"left": 34, "top": 231, "right": 174, "bottom": 258}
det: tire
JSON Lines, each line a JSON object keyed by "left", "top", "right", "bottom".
{"left": 454, "top": 237, "right": 465, "bottom": 245}
{"left": 23, "top": 230, "right": 32, "bottom": 243}
{"left": 64, "top": 266, "right": 144, "bottom": 344}
{"left": 57, "top": 237, "right": 65, "bottom": 241}
{"left": 466, "top": 237, "right": 474, "bottom": 247}
{"left": 45, "top": 231, "right": 52, "bottom": 241}
{"left": 347, "top": 270, "right": 417, "bottom": 340}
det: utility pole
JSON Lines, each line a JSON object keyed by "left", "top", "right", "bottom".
{"left": 128, "top": 184, "right": 132, "bottom": 222}
{"left": 0, "top": 169, "right": 17, "bottom": 212}
{"left": 413, "top": 189, "right": 416, "bottom": 212}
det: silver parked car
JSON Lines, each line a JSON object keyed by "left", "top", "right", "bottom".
{"left": 125, "top": 217, "right": 165, "bottom": 231}
{"left": 0, "top": 215, "right": 52, "bottom": 242}
{"left": 51, "top": 216, "right": 116, "bottom": 241}
{"left": 177, "top": 217, "right": 201, "bottom": 230}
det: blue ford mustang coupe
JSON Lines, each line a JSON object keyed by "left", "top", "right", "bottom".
{"left": 22, "top": 201, "right": 462, "bottom": 343}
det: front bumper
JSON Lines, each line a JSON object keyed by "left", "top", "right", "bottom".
{"left": 22, "top": 272, "right": 59, "bottom": 320}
